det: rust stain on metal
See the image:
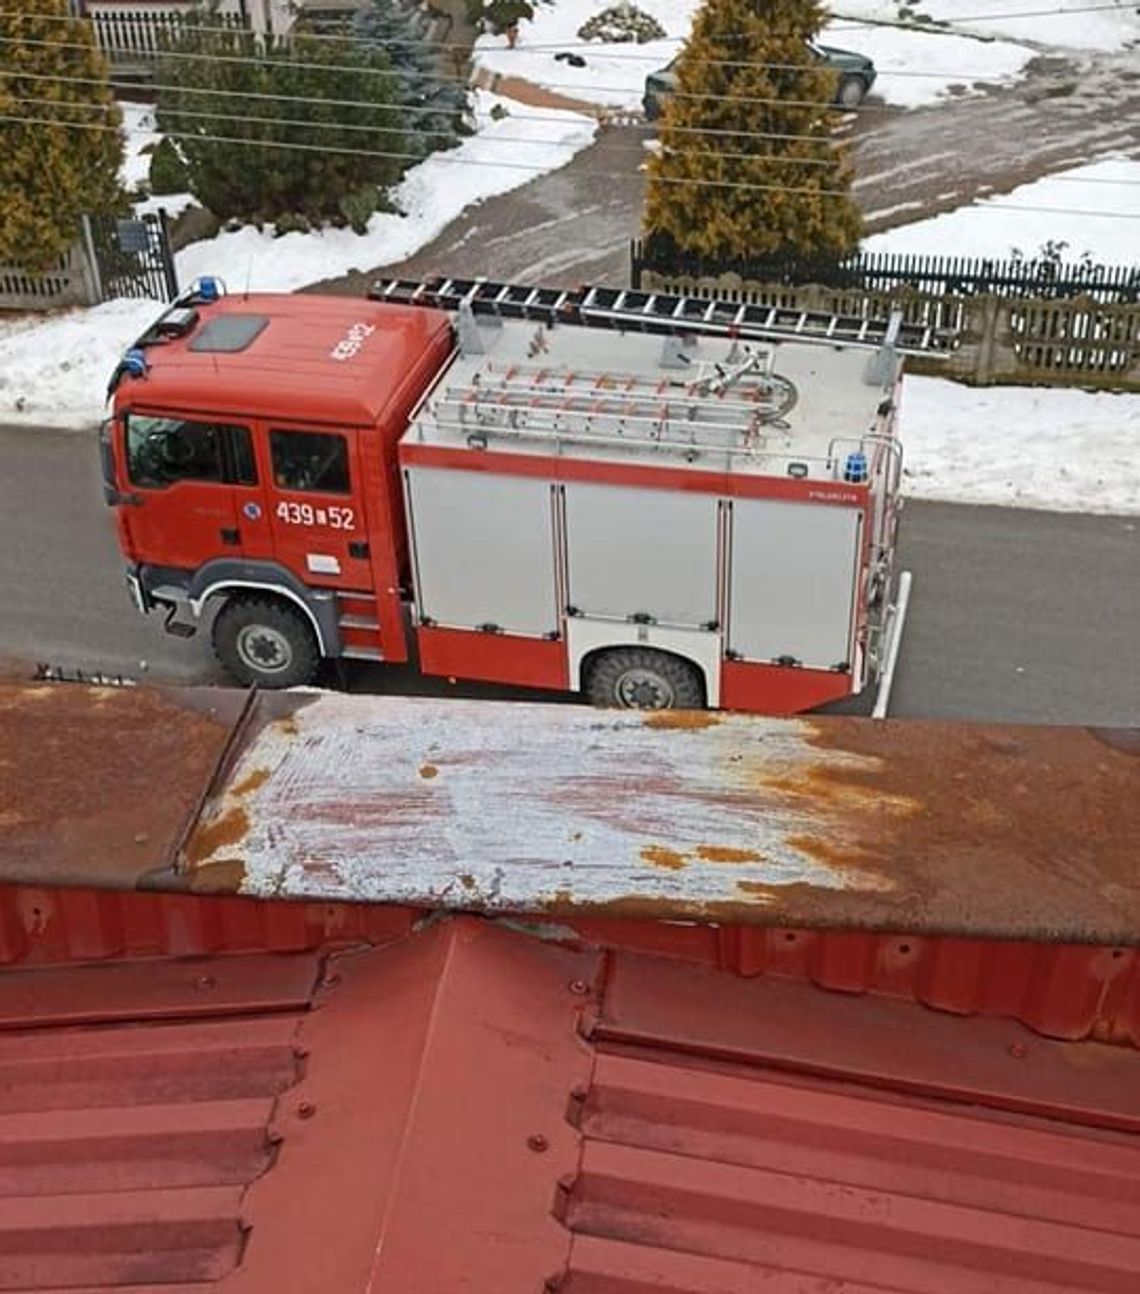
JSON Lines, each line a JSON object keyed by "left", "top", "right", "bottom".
{"left": 185, "top": 807, "right": 250, "bottom": 866}
{"left": 747, "top": 719, "right": 1140, "bottom": 936}
{"left": 785, "top": 834, "right": 860, "bottom": 871}
{"left": 0, "top": 683, "right": 235, "bottom": 887}
{"left": 541, "top": 891, "right": 778, "bottom": 922}
{"left": 189, "top": 858, "right": 248, "bottom": 893}
{"left": 696, "top": 845, "right": 762, "bottom": 864}
{"left": 419, "top": 764, "right": 439, "bottom": 780}
{"left": 233, "top": 767, "right": 271, "bottom": 796}
{"left": 641, "top": 845, "right": 686, "bottom": 871}
{"left": 643, "top": 710, "right": 722, "bottom": 731}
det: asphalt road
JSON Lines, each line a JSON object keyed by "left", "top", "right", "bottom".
{"left": 3, "top": 423, "right": 1136, "bottom": 726}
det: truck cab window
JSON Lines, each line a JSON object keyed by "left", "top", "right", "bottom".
{"left": 270, "top": 429, "right": 350, "bottom": 494}
{"left": 126, "top": 415, "right": 252, "bottom": 488}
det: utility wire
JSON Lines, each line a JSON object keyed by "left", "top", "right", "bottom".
{"left": 9, "top": 81, "right": 1140, "bottom": 190}
{"left": 10, "top": 94, "right": 841, "bottom": 169}
{"left": 7, "top": 112, "right": 1138, "bottom": 217}
{"left": 0, "top": 29, "right": 1084, "bottom": 112}
{"left": 19, "top": 1, "right": 1134, "bottom": 59}
{"left": 10, "top": 67, "right": 1140, "bottom": 180}
{"left": 6, "top": 68, "right": 860, "bottom": 146}
{"left": 3, "top": 34, "right": 905, "bottom": 113}
{"left": 0, "top": 113, "right": 861, "bottom": 195}
{"left": 23, "top": 94, "right": 1140, "bottom": 187}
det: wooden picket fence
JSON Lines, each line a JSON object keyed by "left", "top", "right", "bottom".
{"left": 632, "top": 244, "right": 1140, "bottom": 390}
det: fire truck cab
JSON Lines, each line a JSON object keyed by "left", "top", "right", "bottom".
{"left": 102, "top": 277, "right": 911, "bottom": 715}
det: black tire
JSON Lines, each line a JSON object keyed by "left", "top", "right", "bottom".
{"left": 212, "top": 596, "right": 320, "bottom": 689}
{"left": 584, "top": 647, "right": 705, "bottom": 712}
{"left": 836, "top": 75, "right": 867, "bottom": 109}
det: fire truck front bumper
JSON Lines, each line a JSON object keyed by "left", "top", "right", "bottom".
{"left": 125, "top": 565, "right": 199, "bottom": 639}
{"left": 125, "top": 568, "right": 147, "bottom": 614}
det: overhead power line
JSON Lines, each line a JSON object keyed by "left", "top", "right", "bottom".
{"left": 23, "top": 94, "right": 1140, "bottom": 188}
{"left": 19, "top": 1, "right": 1134, "bottom": 60}
{"left": 8, "top": 77, "right": 1140, "bottom": 188}
{"left": 9, "top": 61, "right": 1140, "bottom": 179}
{"left": 10, "top": 95, "right": 841, "bottom": 170}
{"left": 2, "top": 34, "right": 905, "bottom": 113}
{"left": 7, "top": 112, "right": 1139, "bottom": 218}
{"left": 0, "top": 113, "right": 860, "bottom": 196}
{"left": 0, "top": 24, "right": 1102, "bottom": 113}
{"left": 6, "top": 68, "right": 859, "bottom": 147}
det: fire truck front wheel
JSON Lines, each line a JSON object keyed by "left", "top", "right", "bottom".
{"left": 212, "top": 596, "right": 320, "bottom": 689}
{"left": 584, "top": 647, "right": 705, "bottom": 712}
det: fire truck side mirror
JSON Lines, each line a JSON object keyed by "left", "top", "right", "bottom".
{"left": 98, "top": 418, "right": 140, "bottom": 506}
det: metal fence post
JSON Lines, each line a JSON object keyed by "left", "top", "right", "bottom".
{"left": 79, "top": 214, "right": 104, "bottom": 305}
{"left": 157, "top": 208, "right": 179, "bottom": 301}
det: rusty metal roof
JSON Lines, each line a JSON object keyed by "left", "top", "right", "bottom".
{"left": 3, "top": 916, "right": 1140, "bottom": 1292}
{"left": 2, "top": 682, "right": 1138, "bottom": 944}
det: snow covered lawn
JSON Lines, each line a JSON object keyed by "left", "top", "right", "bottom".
{"left": 901, "top": 379, "right": 1138, "bottom": 513}
{"left": 832, "top": 0, "right": 1138, "bottom": 52}
{"left": 473, "top": 0, "right": 1057, "bottom": 111}
{"left": 865, "top": 157, "right": 1140, "bottom": 262}
{"left": 119, "top": 101, "right": 195, "bottom": 218}
{"left": 0, "top": 298, "right": 162, "bottom": 430}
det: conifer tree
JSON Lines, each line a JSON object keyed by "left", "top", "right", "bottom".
{"left": 156, "top": 15, "right": 404, "bottom": 229}
{"left": 0, "top": 2, "right": 124, "bottom": 269}
{"left": 643, "top": 0, "right": 861, "bottom": 262}
{"left": 354, "top": 0, "right": 469, "bottom": 159}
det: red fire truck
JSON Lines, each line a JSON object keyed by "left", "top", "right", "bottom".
{"left": 101, "top": 276, "right": 937, "bottom": 714}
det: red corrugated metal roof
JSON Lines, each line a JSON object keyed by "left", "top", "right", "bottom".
{"left": 3, "top": 915, "right": 1139, "bottom": 1292}
{"left": 3, "top": 884, "right": 1137, "bottom": 1045}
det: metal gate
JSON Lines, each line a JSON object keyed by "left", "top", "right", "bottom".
{"left": 85, "top": 209, "right": 178, "bottom": 304}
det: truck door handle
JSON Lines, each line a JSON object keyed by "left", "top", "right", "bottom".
{"left": 220, "top": 527, "right": 240, "bottom": 546}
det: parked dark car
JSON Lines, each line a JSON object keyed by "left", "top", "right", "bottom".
{"left": 643, "top": 40, "right": 877, "bottom": 119}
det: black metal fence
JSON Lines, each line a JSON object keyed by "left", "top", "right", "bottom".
{"left": 630, "top": 237, "right": 1140, "bottom": 305}
{"left": 88, "top": 210, "right": 179, "bottom": 304}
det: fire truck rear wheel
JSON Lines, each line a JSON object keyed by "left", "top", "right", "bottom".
{"left": 212, "top": 596, "right": 320, "bottom": 689}
{"left": 585, "top": 648, "right": 705, "bottom": 712}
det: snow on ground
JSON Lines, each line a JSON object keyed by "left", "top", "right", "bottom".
{"left": 827, "top": 24, "right": 1034, "bottom": 109}
{"left": 831, "top": 0, "right": 1138, "bottom": 52}
{"left": 0, "top": 298, "right": 164, "bottom": 430}
{"left": 865, "top": 158, "right": 1140, "bottom": 262}
{"left": 473, "top": 0, "right": 1041, "bottom": 110}
{"left": 118, "top": 100, "right": 201, "bottom": 218}
{"left": 475, "top": 0, "right": 694, "bottom": 109}
{"left": 901, "top": 378, "right": 1139, "bottom": 514}
{"left": 118, "top": 101, "right": 161, "bottom": 191}
{"left": 174, "top": 91, "right": 595, "bottom": 293}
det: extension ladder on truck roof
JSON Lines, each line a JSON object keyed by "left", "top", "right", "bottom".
{"left": 369, "top": 277, "right": 956, "bottom": 356}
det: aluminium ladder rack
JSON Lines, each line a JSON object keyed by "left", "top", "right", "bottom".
{"left": 431, "top": 359, "right": 795, "bottom": 457}
{"left": 369, "top": 277, "right": 955, "bottom": 356}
